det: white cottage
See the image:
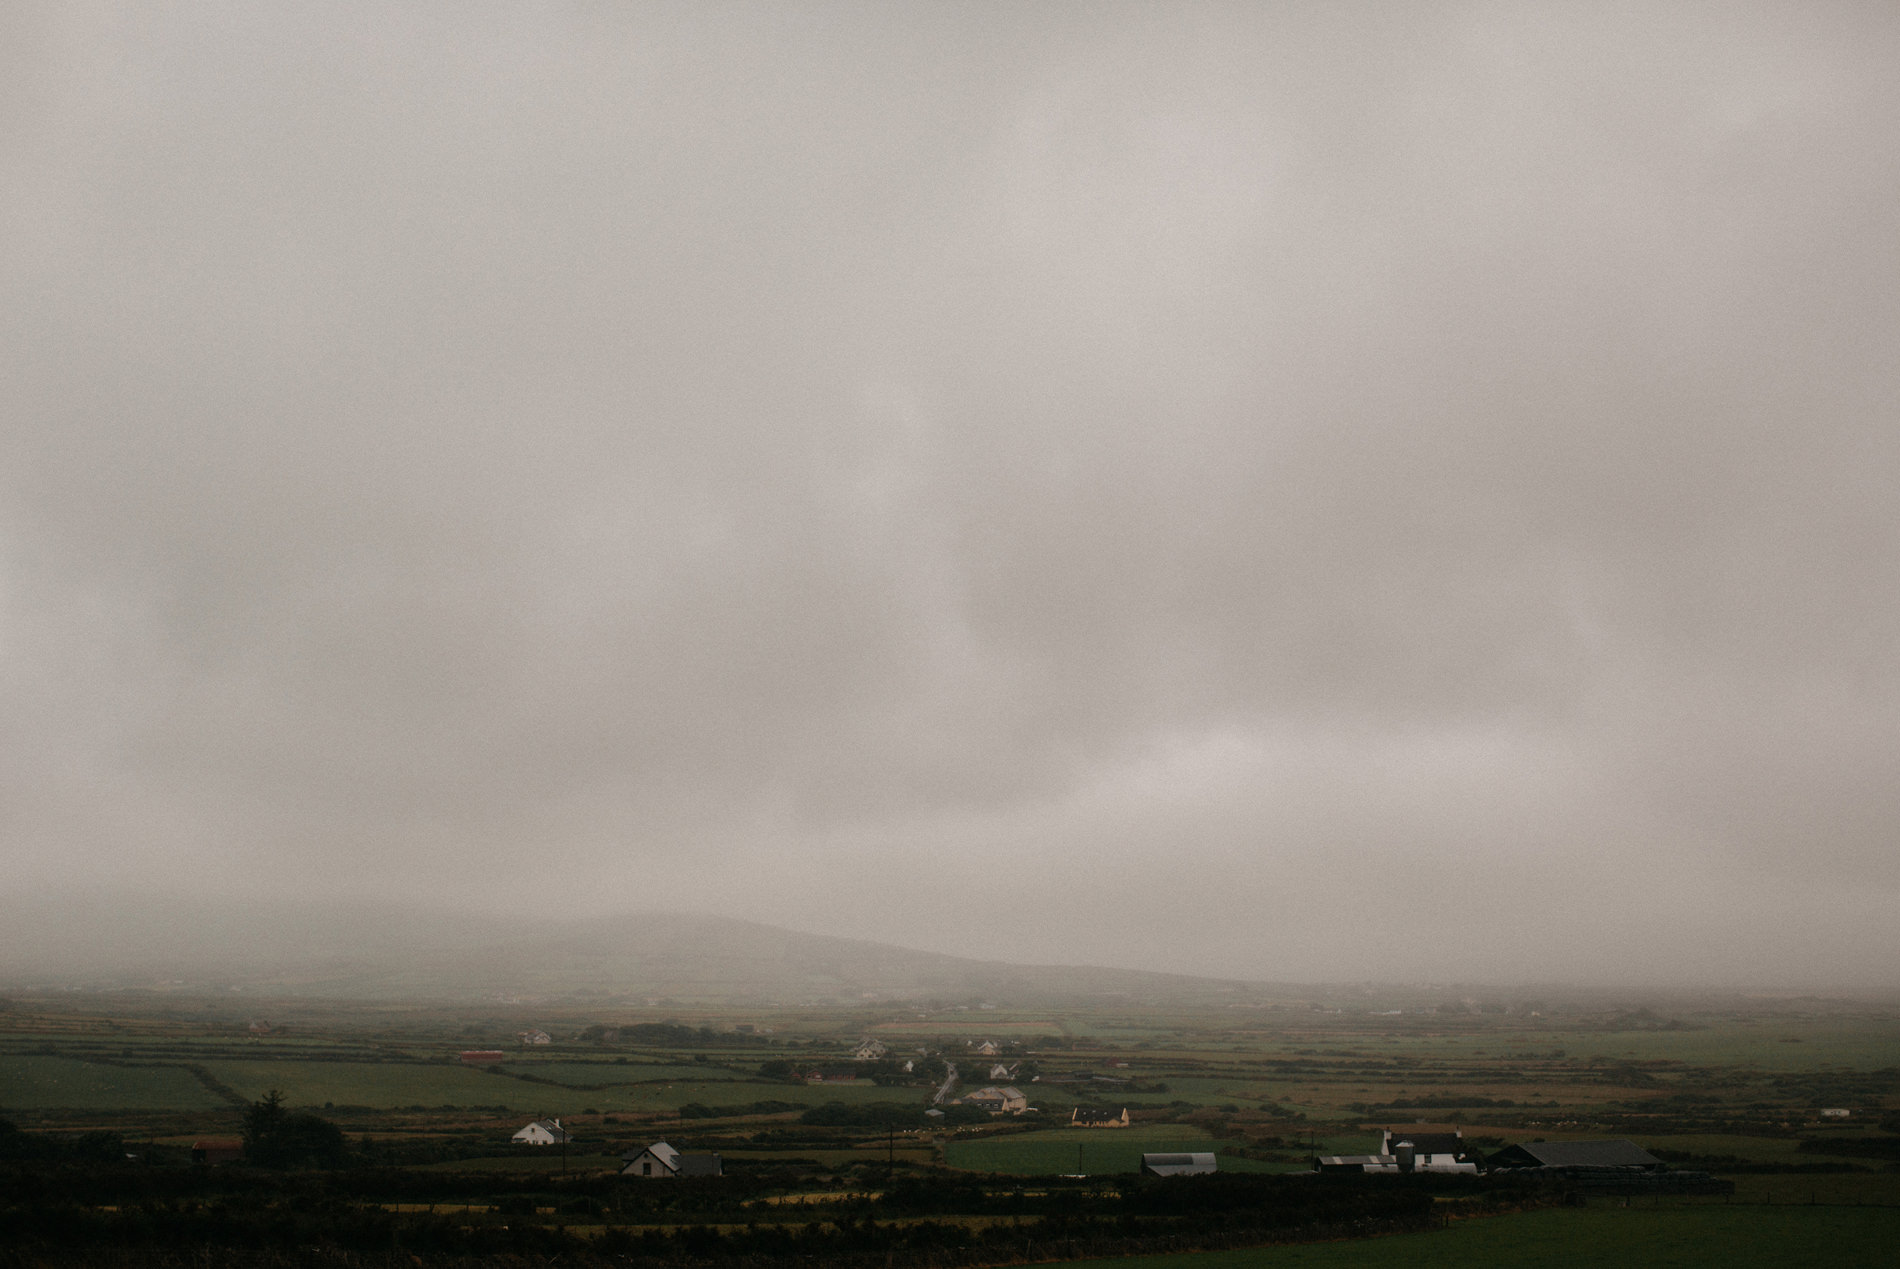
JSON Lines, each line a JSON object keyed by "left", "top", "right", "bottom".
{"left": 511, "top": 1118, "right": 570, "bottom": 1145}
{"left": 622, "top": 1140, "right": 722, "bottom": 1178}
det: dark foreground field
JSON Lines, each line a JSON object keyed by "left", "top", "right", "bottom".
{"left": 1066, "top": 1205, "right": 1900, "bottom": 1269}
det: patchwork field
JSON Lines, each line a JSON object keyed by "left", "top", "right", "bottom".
{"left": 2, "top": 985, "right": 1896, "bottom": 1247}
{"left": 0, "top": 1056, "right": 228, "bottom": 1111}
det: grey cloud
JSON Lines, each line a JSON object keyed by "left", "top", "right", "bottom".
{"left": 2, "top": 2, "right": 1897, "bottom": 988}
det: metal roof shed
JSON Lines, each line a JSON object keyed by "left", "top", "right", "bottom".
{"left": 1141, "top": 1152, "right": 1218, "bottom": 1176}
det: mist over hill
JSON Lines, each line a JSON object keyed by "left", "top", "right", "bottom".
{"left": 0, "top": 890, "right": 1263, "bottom": 1006}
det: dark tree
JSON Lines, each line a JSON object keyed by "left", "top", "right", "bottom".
{"left": 242, "top": 1089, "right": 347, "bottom": 1168}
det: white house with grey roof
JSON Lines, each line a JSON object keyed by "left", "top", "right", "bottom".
{"left": 621, "top": 1140, "right": 722, "bottom": 1177}
{"left": 511, "top": 1118, "right": 570, "bottom": 1145}
{"left": 959, "top": 1085, "right": 1028, "bottom": 1114}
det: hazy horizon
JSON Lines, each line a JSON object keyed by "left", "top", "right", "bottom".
{"left": 4, "top": 3, "right": 1899, "bottom": 992}
{"left": 7, "top": 887, "right": 1893, "bottom": 1000}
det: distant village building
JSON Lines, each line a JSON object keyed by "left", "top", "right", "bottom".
{"left": 459, "top": 1050, "right": 506, "bottom": 1065}
{"left": 959, "top": 1086, "right": 1027, "bottom": 1114}
{"left": 518, "top": 1029, "right": 551, "bottom": 1046}
{"left": 192, "top": 1139, "right": 244, "bottom": 1166}
{"left": 622, "top": 1140, "right": 722, "bottom": 1178}
{"left": 806, "top": 1065, "right": 860, "bottom": 1083}
{"left": 988, "top": 1063, "right": 1017, "bottom": 1081}
{"left": 853, "top": 1038, "right": 888, "bottom": 1060}
{"left": 1070, "top": 1107, "right": 1130, "bottom": 1129}
{"left": 511, "top": 1118, "right": 571, "bottom": 1146}
{"left": 974, "top": 1040, "right": 1001, "bottom": 1056}
{"left": 246, "top": 1021, "right": 272, "bottom": 1035}
{"left": 1819, "top": 1108, "right": 1851, "bottom": 1119}
{"left": 1142, "top": 1152, "right": 1217, "bottom": 1176}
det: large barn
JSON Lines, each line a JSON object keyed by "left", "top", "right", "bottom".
{"left": 1485, "top": 1139, "right": 1661, "bottom": 1170}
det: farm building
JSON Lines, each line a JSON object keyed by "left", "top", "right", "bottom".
{"left": 853, "top": 1038, "right": 888, "bottom": 1060}
{"left": 1315, "top": 1154, "right": 1393, "bottom": 1173}
{"left": 974, "top": 1040, "right": 1000, "bottom": 1056}
{"left": 806, "top": 1065, "right": 860, "bottom": 1083}
{"left": 459, "top": 1050, "right": 505, "bottom": 1064}
{"left": 1316, "top": 1130, "right": 1476, "bottom": 1174}
{"left": 1142, "top": 1152, "right": 1217, "bottom": 1177}
{"left": 191, "top": 1139, "right": 243, "bottom": 1166}
{"left": 518, "top": 1029, "right": 551, "bottom": 1046}
{"left": 622, "top": 1140, "right": 722, "bottom": 1178}
{"left": 1071, "top": 1107, "right": 1129, "bottom": 1128}
{"left": 1819, "top": 1108, "right": 1851, "bottom": 1119}
{"left": 511, "top": 1118, "right": 571, "bottom": 1145}
{"left": 959, "top": 1086, "right": 1027, "bottom": 1114}
{"left": 1379, "top": 1129, "right": 1475, "bottom": 1173}
{"left": 987, "top": 1062, "right": 1017, "bottom": 1080}
{"left": 1485, "top": 1139, "right": 1661, "bottom": 1170}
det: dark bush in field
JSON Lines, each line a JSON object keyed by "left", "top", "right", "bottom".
{"left": 0, "top": 1120, "right": 127, "bottom": 1163}
{"left": 799, "top": 1101, "right": 929, "bottom": 1128}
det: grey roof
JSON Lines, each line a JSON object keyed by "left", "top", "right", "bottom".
{"left": 675, "top": 1153, "right": 722, "bottom": 1177}
{"left": 1142, "top": 1152, "right": 1218, "bottom": 1176}
{"left": 1496, "top": 1139, "right": 1660, "bottom": 1168}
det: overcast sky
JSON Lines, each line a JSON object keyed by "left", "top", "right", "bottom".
{"left": 4, "top": 2, "right": 1898, "bottom": 990}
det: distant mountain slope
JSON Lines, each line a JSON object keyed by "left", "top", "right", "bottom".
{"left": 0, "top": 890, "right": 1261, "bottom": 1005}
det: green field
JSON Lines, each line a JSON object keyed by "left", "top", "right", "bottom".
{"left": 1063, "top": 1205, "right": 1900, "bottom": 1268}
{"left": 498, "top": 1061, "right": 750, "bottom": 1085}
{"left": 0, "top": 1056, "right": 229, "bottom": 1110}
{"left": 200, "top": 1060, "right": 527, "bottom": 1110}
{"left": 188, "top": 1061, "right": 920, "bottom": 1115}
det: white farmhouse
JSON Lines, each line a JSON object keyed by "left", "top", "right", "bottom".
{"left": 511, "top": 1118, "right": 570, "bottom": 1145}
{"left": 622, "top": 1140, "right": 722, "bottom": 1177}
